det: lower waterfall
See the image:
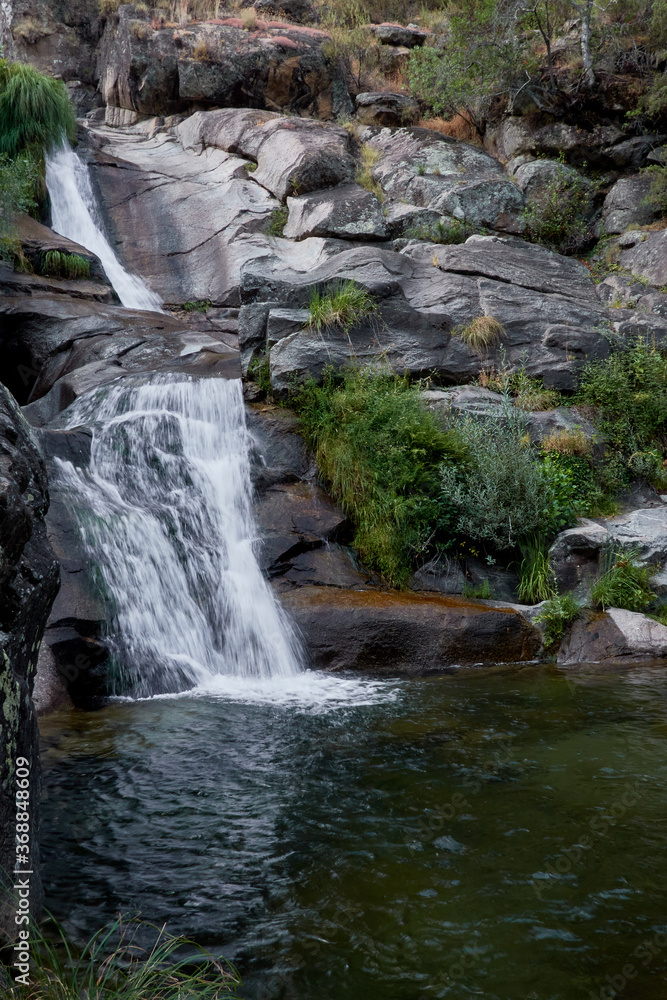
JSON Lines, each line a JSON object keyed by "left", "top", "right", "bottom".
{"left": 55, "top": 374, "right": 304, "bottom": 698}
{"left": 45, "top": 143, "right": 165, "bottom": 313}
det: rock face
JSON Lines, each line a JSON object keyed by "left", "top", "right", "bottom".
{"left": 0, "top": 384, "right": 59, "bottom": 941}
{"left": 370, "top": 23, "right": 428, "bottom": 47}
{"left": 97, "top": 6, "right": 344, "bottom": 119}
{"left": 558, "top": 608, "right": 667, "bottom": 664}
{"left": 620, "top": 230, "right": 667, "bottom": 287}
{"left": 602, "top": 175, "right": 659, "bottom": 234}
{"left": 354, "top": 91, "right": 420, "bottom": 127}
{"left": 283, "top": 184, "right": 387, "bottom": 240}
{"left": 280, "top": 587, "right": 542, "bottom": 673}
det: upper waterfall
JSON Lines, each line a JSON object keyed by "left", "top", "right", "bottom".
{"left": 54, "top": 374, "right": 304, "bottom": 698}
{"left": 45, "top": 143, "right": 165, "bottom": 313}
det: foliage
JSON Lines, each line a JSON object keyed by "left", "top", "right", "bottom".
{"left": 0, "top": 152, "right": 38, "bottom": 237}
{"left": 574, "top": 340, "right": 667, "bottom": 481}
{"left": 248, "top": 352, "right": 271, "bottom": 394}
{"left": 463, "top": 578, "right": 493, "bottom": 599}
{"left": 405, "top": 217, "right": 473, "bottom": 244}
{"left": 0, "top": 61, "right": 76, "bottom": 158}
{"left": 521, "top": 161, "right": 595, "bottom": 254}
{"left": 307, "top": 280, "right": 377, "bottom": 333}
{"left": 536, "top": 593, "right": 580, "bottom": 652}
{"left": 650, "top": 0, "right": 667, "bottom": 47}
{"left": 355, "top": 144, "right": 383, "bottom": 201}
{"left": 517, "top": 534, "right": 557, "bottom": 603}
{"left": 590, "top": 548, "right": 657, "bottom": 611}
{"left": 293, "top": 366, "right": 467, "bottom": 585}
{"left": 241, "top": 6, "right": 257, "bottom": 29}
{"left": 641, "top": 164, "right": 667, "bottom": 215}
{"left": 40, "top": 250, "right": 90, "bottom": 279}
{"left": 440, "top": 402, "right": 579, "bottom": 551}
{"left": 541, "top": 426, "right": 592, "bottom": 457}
{"left": 456, "top": 315, "right": 504, "bottom": 354}
{"left": 265, "top": 206, "right": 288, "bottom": 237}
{"left": 1, "top": 914, "right": 240, "bottom": 999}
{"left": 181, "top": 299, "right": 211, "bottom": 312}
{"left": 478, "top": 365, "right": 562, "bottom": 411}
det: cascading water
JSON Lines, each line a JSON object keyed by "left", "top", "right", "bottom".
{"left": 45, "top": 143, "right": 165, "bottom": 313}
{"left": 54, "top": 374, "right": 304, "bottom": 698}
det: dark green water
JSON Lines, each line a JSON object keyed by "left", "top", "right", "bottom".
{"left": 39, "top": 665, "right": 667, "bottom": 1000}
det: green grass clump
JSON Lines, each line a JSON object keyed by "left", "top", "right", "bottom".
{"left": 248, "top": 351, "right": 271, "bottom": 394}
{"left": 1, "top": 914, "right": 240, "bottom": 999}
{"left": 405, "top": 217, "right": 472, "bottom": 245}
{"left": 0, "top": 152, "right": 39, "bottom": 238}
{"left": 590, "top": 549, "right": 657, "bottom": 612}
{"left": 40, "top": 250, "right": 90, "bottom": 279}
{"left": 456, "top": 315, "right": 504, "bottom": 355}
{"left": 0, "top": 60, "right": 75, "bottom": 158}
{"left": 307, "top": 280, "right": 376, "bottom": 334}
{"left": 294, "top": 366, "right": 466, "bottom": 586}
{"left": 536, "top": 593, "right": 580, "bottom": 652}
{"left": 265, "top": 206, "right": 288, "bottom": 237}
{"left": 517, "top": 534, "right": 556, "bottom": 604}
{"left": 181, "top": 299, "right": 211, "bottom": 312}
{"left": 355, "top": 144, "right": 384, "bottom": 202}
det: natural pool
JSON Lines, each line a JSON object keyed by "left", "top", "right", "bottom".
{"left": 39, "top": 664, "right": 667, "bottom": 1000}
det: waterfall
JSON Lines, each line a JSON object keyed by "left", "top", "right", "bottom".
{"left": 55, "top": 374, "right": 304, "bottom": 698}
{"left": 45, "top": 143, "right": 165, "bottom": 313}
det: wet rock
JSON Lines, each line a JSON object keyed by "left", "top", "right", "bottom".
{"left": 283, "top": 184, "right": 387, "bottom": 241}
{"left": 247, "top": 403, "right": 315, "bottom": 488}
{"left": 620, "top": 230, "right": 667, "bottom": 287}
{"left": 361, "top": 126, "right": 524, "bottom": 233}
{"left": 602, "top": 175, "right": 659, "bottom": 234}
{"left": 558, "top": 608, "right": 667, "bottom": 664}
{"left": 13, "top": 215, "right": 107, "bottom": 283}
{"left": 354, "top": 91, "right": 420, "bottom": 127}
{"left": 0, "top": 383, "right": 59, "bottom": 940}
{"left": 32, "top": 642, "right": 73, "bottom": 716}
{"left": 280, "top": 587, "right": 542, "bottom": 673}
{"left": 273, "top": 544, "right": 370, "bottom": 589}
{"left": 256, "top": 481, "right": 348, "bottom": 571}
{"left": 98, "top": 6, "right": 344, "bottom": 119}
{"left": 371, "top": 23, "right": 428, "bottom": 47}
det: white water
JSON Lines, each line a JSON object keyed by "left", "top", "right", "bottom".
{"left": 55, "top": 374, "right": 305, "bottom": 698}
{"left": 45, "top": 143, "right": 165, "bottom": 313}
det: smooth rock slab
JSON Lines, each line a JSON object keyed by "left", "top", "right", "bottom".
{"left": 620, "top": 230, "right": 667, "bottom": 288}
{"left": 283, "top": 184, "right": 387, "bottom": 240}
{"left": 280, "top": 587, "right": 542, "bottom": 673}
{"left": 602, "top": 175, "right": 659, "bottom": 234}
{"left": 558, "top": 609, "right": 667, "bottom": 664}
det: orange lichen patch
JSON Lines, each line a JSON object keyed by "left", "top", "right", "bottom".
{"left": 271, "top": 35, "right": 301, "bottom": 49}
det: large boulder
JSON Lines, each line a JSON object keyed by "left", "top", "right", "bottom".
{"left": 514, "top": 159, "right": 596, "bottom": 220}
{"left": 354, "top": 91, "right": 420, "bottom": 127}
{"left": 494, "top": 117, "right": 626, "bottom": 166}
{"left": 0, "top": 384, "right": 59, "bottom": 941}
{"left": 283, "top": 184, "right": 387, "bottom": 240}
{"left": 360, "top": 126, "right": 525, "bottom": 233}
{"left": 97, "top": 6, "right": 345, "bottom": 118}
{"left": 370, "top": 23, "right": 428, "bottom": 47}
{"left": 620, "top": 230, "right": 667, "bottom": 287}
{"left": 558, "top": 608, "right": 667, "bottom": 664}
{"left": 602, "top": 175, "right": 660, "bottom": 234}
{"left": 280, "top": 587, "right": 542, "bottom": 673}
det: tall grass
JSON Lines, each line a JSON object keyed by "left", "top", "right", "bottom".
{"left": 516, "top": 534, "right": 556, "bottom": 604}
{"left": 590, "top": 549, "right": 656, "bottom": 612}
{"left": 0, "top": 61, "right": 75, "bottom": 158}
{"left": 294, "top": 366, "right": 466, "bottom": 585}
{"left": 307, "top": 281, "right": 376, "bottom": 333}
{"left": 1, "top": 915, "right": 240, "bottom": 1000}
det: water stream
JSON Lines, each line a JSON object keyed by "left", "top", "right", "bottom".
{"left": 45, "top": 143, "right": 165, "bottom": 312}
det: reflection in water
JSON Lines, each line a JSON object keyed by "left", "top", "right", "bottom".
{"left": 40, "top": 666, "right": 667, "bottom": 1000}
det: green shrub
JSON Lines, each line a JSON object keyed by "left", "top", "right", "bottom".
{"left": 248, "top": 351, "right": 271, "bottom": 394}
{"left": 590, "top": 549, "right": 656, "bottom": 612}
{"left": 536, "top": 593, "right": 580, "bottom": 652}
{"left": 463, "top": 578, "right": 492, "bottom": 599}
{"left": 517, "top": 534, "right": 556, "bottom": 604}
{"left": 294, "top": 366, "right": 466, "bottom": 586}
{"left": 479, "top": 366, "right": 562, "bottom": 411}
{"left": 1, "top": 914, "right": 240, "bottom": 999}
{"left": 181, "top": 298, "right": 211, "bottom": 312}
{"left": 265, "top": 206, "right": 288, "bottom": 237}
{"left": 521, "top": 161, "right": 595, "bottom": 255}
{"left": 440, "top": 403, "right": 578, "bottom": 551}
{"left": 0, "top": 60, "right": 76, "bottom": 158}
{"left": 40, "top": 249, "right": 90, "bottom": 279}
{"left": 307, "top": 280, "right": 377, "bottom": 333}
{"left": 641, "top": 164, "right": 667, "bottom": 215}
{"left": 0, "top": 152, "right": 38, "bottom": 237}
{"left": 575, "top": 340, "right": 667, "bottom": 477}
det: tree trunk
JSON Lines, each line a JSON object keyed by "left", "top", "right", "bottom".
{"left": 580, "top": 0, "right": 595, "bottom": 88}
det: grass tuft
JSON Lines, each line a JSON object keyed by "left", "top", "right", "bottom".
{"left": 456, "top": 315, "right": 504, "bottom": 355}
{"left": 241, "top": 6, "right": 258, "bottom": 29}
{"left": 0, "top": 60, "right": 76, "bottom": 158}
{"left": 307, "top": 280, "right": 376, "bottom": 333}
{"left": 517, "top": 534, "right": 556, "bottom": 604}
{"left": 355, "top": 144, "right": 384, "bottom": 201}
{"left": 40, "top": 250, "right": 91, "bottom": 280}
{"left": 590, "top": 548, "right": 656, "bottom": 612}
{"left": 265, "top": 206, "right": 288, "bottom": 237}
{"left": 541, "top": 427, "right": 592, "bottom": 458}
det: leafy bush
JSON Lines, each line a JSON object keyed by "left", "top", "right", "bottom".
{"left": 575, "top": 340, "right": 667, "bottom": 470}
{"left": 517, "top": 534, "right": 556, "bottom": 604}
{"left": 642, "top": 164, "right": 667, "bottom": 215}
{"left": 456, "top": 315, "right": 504, "bottom": 355}
{"left": 536, "top": 593, "right": 580, "bottom": 652}
{"left": 265, "top": 206, "right": 288, "bottom": 237}
{"left": 307, "top": 280, "right": 377, "bottom": 333}
{"left": 294, "top": 366, "right": 467, "bottom": 585}
{"left": 590, "top": 549, "right": 656, "bottom": 611}
{"left": 521, "top": 161, "right": 595, "bottom": 255}
{"left": 40, "top": 249, "right": 90, "bottom": 279}
{"left": 440, "top": 403, "right": 578, "bottom": 551}
{"left": 182, "top": 298, "right": 211, "bottom": 312}
{"left": 0, "top": 60, "right": 76, "bottom": 158}
{"left": 0, "top": 152, "right": 38, "bottom": 237}
{"left": 1, "top": 914, "right": 240, "bottom": 999}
